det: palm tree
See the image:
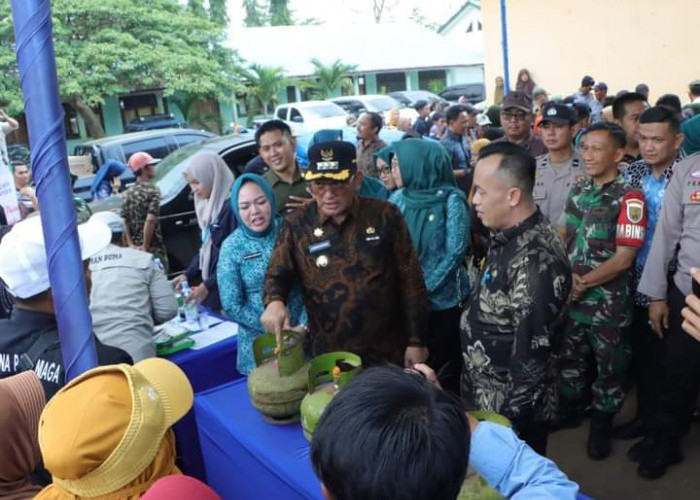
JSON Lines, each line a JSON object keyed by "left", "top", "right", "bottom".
{"left": 307, "top": 58, "right": 358, "bottom": 99}
{"left": 169, "top": 93, "right": 223, "bottom": 134}
{"left": 243, "top": 64, "right": 287, "bottom": 125}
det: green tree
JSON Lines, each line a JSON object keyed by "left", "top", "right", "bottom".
{"left": 188, "top": 0, "right": 206, "bottom": 17}
{"left": 305, "top": 58, "right": 358, "bottom": 100}
{"left": 169, "top": 93, "right": 223, "bottom": 134}
{"left": 243, "top": 0, "right": 315, "bottom": 27}
{"left": 242, "top": 64, "right": 287, "bottom": 125}
{"left": 209, "top": 0, "right": 229, "bottom": 26}
{"left": 409, "top": 7, "right": 440, "bottom": 31}
{"left": 243, "top": 0, "right": 266, "bottom": 27}
{"left": 269, "top": 0, "right": 292, "bottom": 26}
{"left": 0, "top": 0, "right": 243, "bottom": 138}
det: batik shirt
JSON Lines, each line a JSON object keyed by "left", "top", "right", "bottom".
{"left": 264, "top": 197, "right": 428, "bottom": 366}
{"left": 121, "top": 181, "right": 168, "bottom": 271}
{"left": 617, "top": 153, "right": 640, "bottom": 174}
{"left": 561, "top": 175, "right": 646, "bottom": 326}
{"left": 356, "top": 138, "right": 387, "bottom": 177}
{"left": 625, "top": 157, "right": 679, "bottom": 307}
{"left": 218, "top": 218, "right": 307, "bottom": 375}
{"left": 461, "top": 210, "right": 571, "bottom": 425}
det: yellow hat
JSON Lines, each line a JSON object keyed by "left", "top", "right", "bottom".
{"left": 471, "top": 138, "right": 491, "bottom": 154}
{"left": 38, "top": 358, "right": 193, "bottom": 497}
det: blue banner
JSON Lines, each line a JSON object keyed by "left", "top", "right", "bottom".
{"left": 10, "top": 0, "right": 98, "bottom": 379}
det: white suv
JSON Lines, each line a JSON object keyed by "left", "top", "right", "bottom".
{"left": 274, "top": 100, "right": 349, "bottom": 135}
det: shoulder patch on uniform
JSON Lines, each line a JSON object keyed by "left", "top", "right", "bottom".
{"left": 625, "top": 198, "right": 644, "bottom": 223}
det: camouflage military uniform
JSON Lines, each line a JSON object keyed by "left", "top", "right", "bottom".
{"left": 121, "top": 181, "right": 169, "bottom": 272}
{"left": 559, "top": 175, "right": 646, "bottom": 413}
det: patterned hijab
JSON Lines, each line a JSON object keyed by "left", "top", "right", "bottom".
{"left": 185, "top": 153, "right": 235, "bottom": 280}
{"left": 393, "top": 140, "right": 466, "bottom": 263}
{"left": 0, "top": 371, "right": 46, "bottom": 500}
{"left": 230, "top": 174, "right": 278, "bottom": 238}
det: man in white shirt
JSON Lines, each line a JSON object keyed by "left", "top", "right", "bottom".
{"left": 89, "top": 211, "right": 177, "bottom": 362}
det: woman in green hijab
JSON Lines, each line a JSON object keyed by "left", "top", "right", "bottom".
{"left": 373, "top": 145, "right": 396, "bottom": 192}
{"left": 389, "top": 140, "right": 470, "bottom": 393}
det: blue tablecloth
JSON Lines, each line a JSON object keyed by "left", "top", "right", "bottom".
{"left": 196, "top": 378, "right": 322, "bottom": 500}
{"left": 167, "top": 321, "right": 240, "bottom": 394}
{"left": 195, "top": 379, "right": 596, "bottom": 500}
{"left": 166, "top": 320, "right": 242, "bottom": 482}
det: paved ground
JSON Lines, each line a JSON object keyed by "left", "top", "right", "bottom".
{"left": 549, "top": 394, "right": 700, "bottom": 500}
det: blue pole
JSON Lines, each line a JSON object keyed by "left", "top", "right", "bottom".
{"left": 500, "top": 0, "right": 511, "bottom": 94}
{"left": 10, "top": 0, "right": 98, "bottom": 380}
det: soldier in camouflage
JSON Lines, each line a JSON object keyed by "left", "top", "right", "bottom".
{"left": 121, "top": 152, "right": 169, "bottom": 273}
{"left": 558, "top": 122, "right": 647, "bottom": 460}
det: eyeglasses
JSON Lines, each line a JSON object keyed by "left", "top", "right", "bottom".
{"left": 501, "top": 111, "right": 529, "bottom": 122}
{"left": 309, "top": 177, "right": 354, "bottom": 194}
{"left": 377, "top": 167, "right": 391, "bottom": 175}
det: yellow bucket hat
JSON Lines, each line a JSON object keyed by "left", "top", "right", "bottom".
{"left": 38, "top": 358, "right": 193, "bottom": 497}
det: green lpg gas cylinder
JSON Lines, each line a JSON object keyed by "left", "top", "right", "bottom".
{"left": 458, "top": 411, "right": 511, "bottom": 500}
{"left": 300, "top": 352, "right": 362, "bottom": 441}
{"left": 247, "top": 331, "right": 308, "bottom": 424}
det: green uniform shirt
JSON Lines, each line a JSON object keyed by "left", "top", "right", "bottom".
{"left": 561, "top": 175, "right": 646, "bottom": 327}
{"left": 263, "top": 166, "right": 309, "bottom": 216}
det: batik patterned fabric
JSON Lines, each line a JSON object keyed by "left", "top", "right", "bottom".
{"left": 625, "top": 157, "right": 679, "bottom": 307}
{"left": 264, "top": 197, "right": 428, "bottom": 366}
{"left": 217, "top": 217, "right": 306, "bottom": 375}
{"left": 461, "top": 210, "right": 571, "bottom": 426}
{"left": 121, "top": 181, "right": 169, "bottom": 271}
{"left": 561, "top": 175, "right": 646, "bottom": 327}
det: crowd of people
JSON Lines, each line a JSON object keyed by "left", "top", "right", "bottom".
{"left": 2, "top": 75, "right": 700, "bottom": 499}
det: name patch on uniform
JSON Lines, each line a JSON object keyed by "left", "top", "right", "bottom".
{"left": 365, "top": 235, "right": 381, "bottom": 242}
{"left": 91, "top": 252, "right": 123, "bottom": 264}
{"left": 617, "top": 223, "right": 644, "bottom": 241}
{"left": 616, "top": 192, "right": 646, "bottom": 248}
{"left": 308, "top": 240, "right": 332, "bottom": 254}
{"left": 243, "top": 252, "right": 263, "bottom": 261}
{"left": 691, "top": 170, "right": 700, "bottom": 179}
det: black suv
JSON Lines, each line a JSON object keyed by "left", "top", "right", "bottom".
{"left": 438, "top": 83, "right": 486, "bottom": 104}
{"left": 89, "top": 133, "right": 259, "bottom": 274}
{"left": 72, "top": 128, "right": 215, "bottom": 201}
{"left": 123, "top": 113, "right": 188, "bottom": 133}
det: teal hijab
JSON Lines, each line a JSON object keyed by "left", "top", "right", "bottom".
{"left": 393, "top": 140, "right": 467, "bottom": 260}
{"left": 681, "top": 114, "right": 700, "bottom": 156}
{"left": 230, "top": 173, "right": 278, "bottom": 237}
{"left": 373, "top": 144, "right": 394, "bottom": 171}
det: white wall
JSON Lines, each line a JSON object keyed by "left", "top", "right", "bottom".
{"left": 447, "top": 65, "right": 485, "bottom": 86}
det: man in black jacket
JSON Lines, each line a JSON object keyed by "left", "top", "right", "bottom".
{"left": 0, "top": 216, "right": 132, "bottom": 399}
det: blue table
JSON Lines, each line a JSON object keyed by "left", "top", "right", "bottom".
{"left": 166, "top": 321, "right": 242, "bottom": 482}
{"left": 195, "top": 379, "right": 596, "bottom": 500}
{"left": 196, "top": 379, "right": 322, "bottom": 500}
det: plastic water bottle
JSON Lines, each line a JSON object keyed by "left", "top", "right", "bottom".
{"left": 181, "top": 280, "right": 199, "bottom": 325}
